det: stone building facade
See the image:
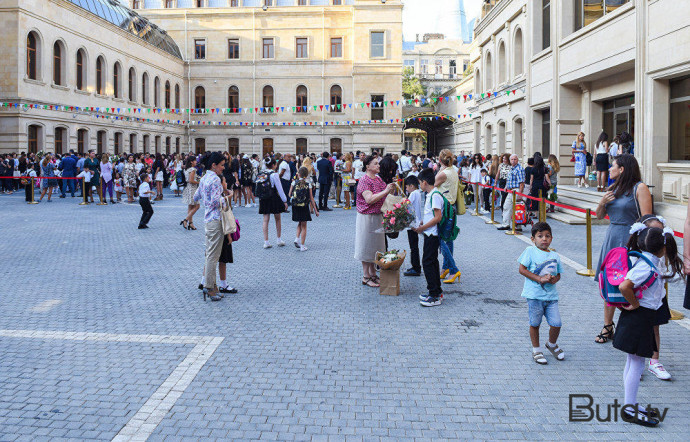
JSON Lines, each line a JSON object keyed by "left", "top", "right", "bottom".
{"left": 0, "top": 0, "right": 187, "bottom": 155}
{"left": 402, "top": 36, "right": 471, "bottom": 97}
{"left": 0, "top": 0, "right": 404, "bottom": 157}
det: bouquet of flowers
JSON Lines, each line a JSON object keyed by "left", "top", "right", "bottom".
{"left": 381, "top": 199, "right": 416, "bottom": 233}
{"left": 110, "top": 154, "right": 119, "bottom": 164}
{"left": 375, "top": 249, "right": 407, "bottom": 270}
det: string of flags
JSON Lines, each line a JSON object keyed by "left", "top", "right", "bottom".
{"left": 0, "top": 86, "right": 523, "bottom": 116}
{"left": 1, "top": 101, "right": 477, "bottom": 127}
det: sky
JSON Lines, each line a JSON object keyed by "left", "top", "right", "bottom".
{"left": 402, "top": 0, "right": 482, "bottom": 41}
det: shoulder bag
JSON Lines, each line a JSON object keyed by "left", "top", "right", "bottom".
{"left": 220, "top": 195, "right": 237, "bottom": 235}
{"left": 380, "top": 182, "right": 405, "bottom": 214}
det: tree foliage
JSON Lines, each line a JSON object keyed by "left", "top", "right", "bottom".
{"left": 402, "top": 67, "right": 425, "bottom": 100}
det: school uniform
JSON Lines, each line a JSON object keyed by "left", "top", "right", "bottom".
{"left": 421, "top": 188, "right": 444, "bottom": 298}
{"left": 613, "top": 251, "right": 663, "bottom": 358}
{"left": 138, "top": 181, "right": 154, "bottom": 228}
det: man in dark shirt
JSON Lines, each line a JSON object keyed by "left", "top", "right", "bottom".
{"left": 316, "top": 152, "right": 334, "bottom": 211}
{"left": 60, "top": 150, "right": 78, "bottom": 198}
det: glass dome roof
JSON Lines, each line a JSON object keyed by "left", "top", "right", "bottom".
{"left": 67, "top": 0, "right": 182, "bottom": 59}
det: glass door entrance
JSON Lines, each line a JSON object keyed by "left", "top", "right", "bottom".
{"left": 602, "top": 95, "right": 635, "bottom": 138}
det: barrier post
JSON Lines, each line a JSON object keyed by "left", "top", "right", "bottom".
{"left": 27, "top": 177, "right": 38, "bottom": 204}
{"left": 471, "top": 183, "right": 480, "bottom": 216}
{"left": 97, "top": 180, "right": 107, "bottom": 205}
{"left": 576, "top": 209, "right": 596, "bottom": 277}
{"left": 538, "top": 189, "right": 545, "bottom": 223}
{"left": 485, "top": 186, "right": 498, "bottom": 224}
{"left": 505, "top": 190, "right": 520, "bottom": 235}
{"left": 665, "top": 281, "right": 686, "bottom": 320}
{"left": 79, "top": 177, "right": 89, "bottom": 205}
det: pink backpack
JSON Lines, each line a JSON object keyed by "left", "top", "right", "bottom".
{"left": 598, "top": 247, "right": 658, "bottom": 307}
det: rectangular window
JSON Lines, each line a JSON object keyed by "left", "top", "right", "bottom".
{"left": 403, "top": 59, "right": 414, "bottom": 73}
{"left": 264, "top": 0, "right": 273, "bottom": 6}
{"left": 449, "top": 60, "right": 456, "bottom": 78}
{"left": 434, "top": 59, "right": 443, "bottom": 75}
{"left": 579, "top": 1, "right": 630, "bottom": 29}
{"left": 371, "top": 94, "right": 384, "bottom": 120}
{"left": 114, "top": 133, "right": 121, "bottom": 154}
{"left": 228, "top": 39, "right": 239, "bottom": 59}
{"left": 231, "top": 0, "right": 239, "bottom": 6}
{"left": 298, "top": 0, "right": 308, "bottom": 5}
{"left": 542, "top": 0, "right": 551, "bottom": 51}
{"left": 330, "top": 37, "right": 342, "bottom": 58}
{"left": 296, "top": 138, "right": 307, "bottom": 156}
{"left": 420, "top": 59, "right": 428, "bottom": 74}
{"left": 296, "top": 38, "right": 308, "bottom": 59}
{"left": 196, "top": 0, "right": 204, "bottom": 7}
{"left": 228, "top": 138, "right": 239, "bottom": 156}
{"left": 262, "top": 38, "right": 274, "bottom": 59}
{"left": 194, "top": 39, "right": 206, "bottom": 60}
{"left": 332, "top": 0, "right": 342, "bottom": 4}
{"left": 165, "top": 0, "right": 174, "bottom": 8}
{"left": 671, "top": 76, "right": 690, "bottom": 161}
{"left": 370, "top": 31, "right": 384, "bottom": 58}
{"left": 541, "top": 108, "right": 551, "bottom": 157}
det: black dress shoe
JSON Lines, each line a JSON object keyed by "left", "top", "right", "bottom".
{"left": 219, "top": 286, "right": 238, "bottom": 294}
{"left": 198, "top": 283, "right": 204, "bottom": 290}
{"left": 322, "top": 207, "right": 333, "bottom": 211}
{"left": 138, "top": 225, "right": 148, "bottom": 229}
{"left": 403, "top": 268, "right": 422, "bottom": 277}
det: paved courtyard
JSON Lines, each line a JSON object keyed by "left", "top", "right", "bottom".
{"left": 1, "top": 190, "right": 689, "bottom": 441}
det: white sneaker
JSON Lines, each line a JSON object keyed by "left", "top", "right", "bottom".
{"left": 245, "top": 204, "right": 251, "bottom": 208}
{"left": 648, "top": 361, "right": 671, "bottom": 380}
{"left": 276, "top": 240, "right": 286, "bottom": 247}
{"left": 263, "top": 243, "right": 272, "bottom": 249}
{"left": 300, "top": 245, "right": 308, "bottom": 252}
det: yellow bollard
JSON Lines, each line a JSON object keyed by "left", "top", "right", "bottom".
{"left": 665, "top": 281, "right": 686, "bottom": 320}
{"left": 485, "top": 186, "right": 498, "bottom": 224}
{"left": 471, "top": 184, "right": 481, "bottom": 216}
{"left": 576, "top": 208, "right": 596, "bottom": 277}
{"left": 27, "top": 177, "right": 38, "bottom": 204}
{"left": 505, "top": 190, "right": 521, "bottom": 236}
{"left": 79, "top": 177, "right": 89, "bottom": 205}
{"left": 97, "top": 181, "right": 108, "bottom": 205}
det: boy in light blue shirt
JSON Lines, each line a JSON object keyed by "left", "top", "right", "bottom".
{"left": 518, "top": 222, "right": 565, "bottom": 365}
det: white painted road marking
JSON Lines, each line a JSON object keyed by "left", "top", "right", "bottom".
{"left": 30, "top": 299, "right": 63, "bottom": 312}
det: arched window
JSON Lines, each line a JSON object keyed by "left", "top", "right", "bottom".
{"left": 27, "top": 32, "right": 39, "bottom": 80}
{"left": 128, "top": 67, "right": 136, "bottom": 101}
{"left": 53, "top": 41, "right": 63, "bottom": 85}
{"left": 262, "top": 85, "right": 274, "bottom": 110}
{"left": 54, "top": 127, "right": 66, "bottom": 155}
{"left": 97, "top": 130, "right": 106, "bottom": 155}
{"left": 142, "top": 72, "right": 149, "bottom": 105}
{"left": 143, "top": 134, "right": 150, "bottom": 154}
{"left": 498, "top": 42, "right": 506, "bottom": 85}
{"left": 165, "top": 81, "right": 171, "bottom": 108}
{"left": 165, "top": 136, "right": 171, "bottom": 155}
{"left": 485, "top": 52, "right": 493, "bottom": 91}
{"left": 513, "top": 29, "right": 524, "bottom": 77}
{"left": 129, "top": 133, "right": 137, "bottom": 152}
{"left": 96, "top": 56, "right": 105, "bottom": 95}
{"left": 475, "top": 69, "right": 481, "bottom": 95}
{"left": 154, "top": 77, "right": 160, "bottom": 107}
{"left": 113, "top": 63, "right": 122, "bottom": 98}
{"left": 228, "top": 86, "right": 239, "bottom": 112}
{"left": 114, "top": 132, "right": 123, "bottom": 155}
{"left": 155, "top": 136, "right": 161, "bottom": 154}
{"left": 330, "top": 85, "right": 342, "bottom": 112}
{"left": 28, "top": 125, "right": 41, "bottom": 154}
{"left": 175, "top": 84, "right": 180, "bottom": 108}
{"left": 194, "top": 86, "right": 205, "bottom": 110}
{"left": 76, "top": 49, "right": 86, "bottom": 91}
{"left": 77, "top": 129, "right": 88, "bottom": 154}
{"left": 296, "top": 85, "right": 307, "bottom": 112}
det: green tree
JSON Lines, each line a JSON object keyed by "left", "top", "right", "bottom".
{"left": 402, "top": 67, "right": 425, "bottom": 100}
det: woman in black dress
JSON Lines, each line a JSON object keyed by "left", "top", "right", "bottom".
{"left": 529, "top": 154, "right": 549, "bottom": 213}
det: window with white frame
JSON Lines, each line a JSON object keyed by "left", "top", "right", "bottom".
{"left": 370, "top": 31, "right": 384, "bottom": 58}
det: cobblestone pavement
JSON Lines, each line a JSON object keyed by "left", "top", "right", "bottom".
{"left": 1, "top": 191, "right": 689, "bottom": 441}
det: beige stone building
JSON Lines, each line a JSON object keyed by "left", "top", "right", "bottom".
{"left": 0, "top": 0, "right": 187, "bottom": 155}
{"left": 402, "top": 35, "right": 471, "bottom": 97}
{"left": 136, "top": 0, "right": 404, "bottom": 156}
{"left": 0, "top": 0, "right": 404, "bottom": 157}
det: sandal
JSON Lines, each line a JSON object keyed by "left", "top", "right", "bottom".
{"left": 533, "top": 351, "right": 548, "bottom": 365}
{"left": 595, "top": 323, "right": 615, "bottom": 344}
{"left": 546, "top": 343, "right": 565, "bottom": 361}
{"left": 370, "top": 275, "right": 380, "bottom": 284}
{"left": 361, "top": 277, "right": 379, "bottom": 288}
{"left": 188, "top": 222, "right": 197, "bottom": 231}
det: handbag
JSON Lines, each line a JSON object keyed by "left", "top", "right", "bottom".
{"left": 220, "top": 196, "right": 237, "bottom": 235}
{"left": 230, "top": 220, "right": 240, "bottom": 242}
{"left": 380, "top": 183, "right": 405, "bottom": 214}
{"left": 456, "top": 182, "right": 466, "bottom": 215}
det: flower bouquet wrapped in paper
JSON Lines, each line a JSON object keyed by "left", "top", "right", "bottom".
{"left": 375, "top": 250, "right": 407, "bottom": 271}
{"left": 379, "top": 199, "right": 416, "bottom": 234}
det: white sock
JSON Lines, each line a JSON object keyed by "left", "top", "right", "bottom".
{"left": 546, "top": 341, "right": 556, "bottom": 348}
{"left": 277, "top": 237, "right": 282, "bottom": 242}
{"left": 220, "top": 280, "right": 227, "bottom": 288}
{"left": 533, "top": 347, "right": 542, "bottom": 353}
{"left": 264, "top": 240, "right": 270, "bottom": 246}
{"left": 624, "top": 354, "right": 645, "bottom": 407}
{"left": 295, "top": 237, "right": 300, "bottom": 243}
{"left": 200, "top": 276, "right": 205, "bottom": 284}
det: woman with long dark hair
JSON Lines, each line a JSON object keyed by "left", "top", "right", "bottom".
{"left": 152, "top": 153, "right": 165, "bottom": 201}
{"left": 594, "top": 131, "right": 610, "bottom": 191}
{"left": 593, "top": 154, "right": 653, "bottom": 344}
{"left": 529, "top": 154, "right": 549, "bottom": 213}
{"left": 469, "top": 153, "right": 485, "bottom": 213}
{"left": 378, "top": 154, "right": 398, "bottom": 185}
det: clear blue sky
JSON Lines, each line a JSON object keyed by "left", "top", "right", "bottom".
{"left": 402, "top": 0, "right": 482, "bottom": 41}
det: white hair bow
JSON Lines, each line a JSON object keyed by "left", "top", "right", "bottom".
{"left": 663, "top": 227, "right": 674, "bottom": 236}
{"left": 629, "top": 222, "right": 647, "bottom": 235}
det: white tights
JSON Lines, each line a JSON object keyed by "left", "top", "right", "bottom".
{"left": 623, "top": 354, "right": 645, "bottom": 407}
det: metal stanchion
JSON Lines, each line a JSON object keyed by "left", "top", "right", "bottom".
{"left": 538, "top": 189, "right": 545, "bottom": 223}
{"left": 576, "top": 209, "right": 596, "bottom": 277}
{"left": 79, "top": 177, "right": 89, "bottom": 205}
{"left": 97, "top": 181, "right": 107, "bottom": 205}
{"left": 485, "top": 186, "right": 498, "bottom": 224}
{"left": 471, "top": 184, "right": 480, "bottom": 216}
{"left": 27, "top": 177, "right": 38, "bottom": 204}
{"left": 665, "top": 281, "right": 686, "bottom": 320}
{"left": 505, "top": 190, "right": 520, "bottom": 235}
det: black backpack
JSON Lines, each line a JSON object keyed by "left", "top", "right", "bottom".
{"left": 241, "top": 162, "right": 253, "bottom": 182}
{"left": 176, "top": 169, "right": 186, "bottom": 187}
{"left": 291, "top": 180, "right": 310, "bottom": 207}
{"left": 254, "top": 171, "right": 275, "bottom": 200}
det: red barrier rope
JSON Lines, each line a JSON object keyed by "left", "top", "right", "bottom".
{"left": 461, "top": 178, "right": 685, "bottom": 238}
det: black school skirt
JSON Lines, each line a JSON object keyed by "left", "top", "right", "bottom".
{"left": 613, "top": 306, "right": 658, "bottom": 358}
{"left": 596, "top": 153, "right": 609, "bottom": 172}
{"left": 259, "top": 192, "right": 285, "bottom": 215}
{"left": 219, "top": 235, "right": 233, "bottom": 264}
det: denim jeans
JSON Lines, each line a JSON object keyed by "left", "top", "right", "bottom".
{"left": 527, "top": 299, "right": 562, "bottom": 327}
{"left": 439, "top": 239, "right": 459, "bottom": 274}
{"left": 61, "top": 174, "right": 75, "bottom": 197}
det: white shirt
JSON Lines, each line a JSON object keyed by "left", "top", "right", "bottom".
{"left": 596, "top": 142, "right": 608, "bottom": 155}
{"left": 77, "top": 170, "right": 92, "bottom": 182}
{"left": 270, "top": 171, "right": 288, "bottom": 202}
{"left": 627, "top": 251, "right": 663, "bottom": 310}
{"left": 407, "top": 188, "right": 423, "bottom": 228}
{"left": 278, "top": 161, "right": 291, "bottom": 181}
{"left": 422, "top": 188, "right": 444, "bottom": 236}
{"left": 135, "top": 162, "right": 144, "bottom": 173}
{"left": 399, "top": 155, "right": 412, "bottom": 172}
{"left": 609, "top": 142, "right": 620, "bottom": 157}
{"left": 353, "top": 159, "right": 365, "bottom": 180}
{"left": 138, "top": 181, "right": 151, "bottom": 198}
{"left": 480, "top": 175, "right": 491, "bottom": 186}
{"left": 470, "top": 165, "right": 483, "bottom": 183}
